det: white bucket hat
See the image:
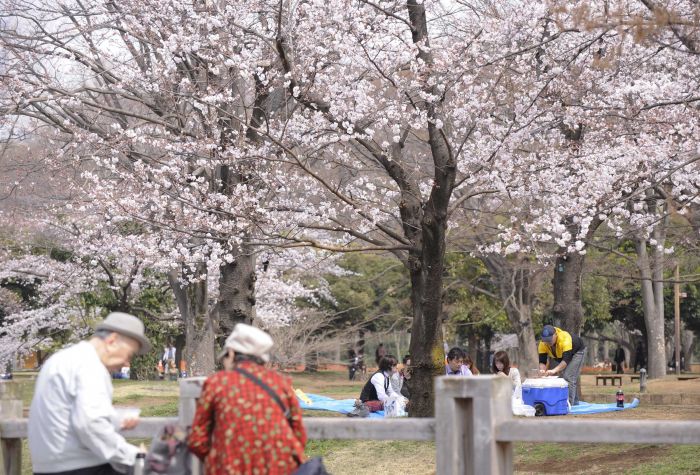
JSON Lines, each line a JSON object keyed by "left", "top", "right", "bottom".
{"left": 217, "top": 323, "right": 273, "bottom": 362}
{"left": 96, "top": 312, "right": 152, "bottom": 355}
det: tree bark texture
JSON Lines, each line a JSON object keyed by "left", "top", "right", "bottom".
{"left": 216, "top": 245, "right": 256, "bottom": 334}
{"left": 551, "top": 217, "right": 601, "bottom": 334}
{"left": 635, "top": 237, "right": 667, "bottom": 379}
{"left": 168, "top": 268, "right": 216, "bottom": 376}
{"left": 552, "top": 251, "right": 586, "bottom": 333}
{"left": 403, "top": 0, "right": 455, "bottom": 417}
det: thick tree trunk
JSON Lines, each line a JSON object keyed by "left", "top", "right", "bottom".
{"left": 168, "top": 268, "right": 216, "bottom": 376}
{"left": 552, "top": 251, "right": 586, "bottom": 333}
{"left": 635, "top": 238, "right": 666, "bottom": 379}
{"left": 406, "top": 207, "right": 449, "bottom": 417}
{"left": 216, "top": 244, "right": 256, "bottom": 334}
{"left": 551, "top": 217, "right": 601, "bottom": 334}
{"left": 213, "top": 70, "right": 268, "bottom": 334}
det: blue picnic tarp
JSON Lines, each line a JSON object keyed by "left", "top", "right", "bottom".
{"left": 568, "top": 398, "right": 640, "bottom": 415}
{"left": 297, "top": 393, "right": 385, "bottom": 418}
{"left": 297, "top": 393, "right": 640, "bottom": 417}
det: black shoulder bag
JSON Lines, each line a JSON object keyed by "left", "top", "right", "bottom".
{"left": 233, "top": 366, "right": 330, "bottom": 475}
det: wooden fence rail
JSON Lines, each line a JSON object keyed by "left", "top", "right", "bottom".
{"left": 2, "top": 376, "right": 700, "bottom": 475}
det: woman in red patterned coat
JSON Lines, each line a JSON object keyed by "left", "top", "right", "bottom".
{"left": 188, "top": 324, "right": 307, "bottom": 475}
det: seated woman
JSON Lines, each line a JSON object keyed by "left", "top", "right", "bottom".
{"left": 463, "top": 353, "right": 480, "bottom": 375}
{"left": 390, "top": 354, "right": 411, "bottom": 399}
{"left": 492, "top": 350, "right": 522, "bottom": 399}
{"left": 188, "top": 324, "right": 306, "bottom": 474}
{"left": 359, "top": 355, "right": 398, "bottom": 412}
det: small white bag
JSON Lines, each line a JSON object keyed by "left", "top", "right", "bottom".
{"left": 384, "top": 393, "right": 408, "bottom": 417}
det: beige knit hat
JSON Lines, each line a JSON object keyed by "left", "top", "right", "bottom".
{"left": 217, "top": 323, "right": 273, "bottom": 362}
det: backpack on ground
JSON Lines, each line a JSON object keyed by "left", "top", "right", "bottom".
{"left": 144, "top": 424, "right": 192, "bottom": 475}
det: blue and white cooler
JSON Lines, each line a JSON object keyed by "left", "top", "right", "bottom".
{"left": 522, "top": 377, "right": 569, "bottom": 416}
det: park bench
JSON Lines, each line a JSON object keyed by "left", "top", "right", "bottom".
{"left": 631, "top": 375, "right": 640, "bottom": 382}
{"left": 596, "top": 375, "right": 622, "bottom": 386}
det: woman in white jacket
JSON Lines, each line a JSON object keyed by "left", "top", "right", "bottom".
{"left": 492, "top": 350, "right": 522, "bottom": 400}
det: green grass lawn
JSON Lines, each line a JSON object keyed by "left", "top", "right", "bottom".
{"left": 7, "top": 371, "right": 700, "bottom": 474}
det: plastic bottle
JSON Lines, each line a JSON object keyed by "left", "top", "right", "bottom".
{"left": 133, "top": 452, "right": 146, "bottom": 475}
{"left": 616, "top": 388, "right": 624, "bottom": 408}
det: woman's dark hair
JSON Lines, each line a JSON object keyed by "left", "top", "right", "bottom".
{"left": 492, "top": 350, "right": 510, "bottom": 375}
{"left": 234, "top": 353, "right": 266, "bottom": 366}
{"left": 378, "top": 355, "right": 398, "bottom": 372}
{"left": 464, "top": 354, "right": 480, "bottom": 375}
{"left": 402, "top": 354, "right": 411, "bottom": 365}
{"left": 446, "top": 347, "right": 464, "bottom": 362}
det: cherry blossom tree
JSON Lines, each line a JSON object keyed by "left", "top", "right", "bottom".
{"left": 4, "top": 0, "right": 700, "bottom": 403}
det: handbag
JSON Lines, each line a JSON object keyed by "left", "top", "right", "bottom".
{"left": 233, "top": 367, "right": 330, "bottom": 475}
{"left": 143, "top": 424, "right": 192, "bottom": 475}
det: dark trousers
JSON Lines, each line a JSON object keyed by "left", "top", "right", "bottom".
{"left": 35, "top": 464, "right": 121, "bottom": 475}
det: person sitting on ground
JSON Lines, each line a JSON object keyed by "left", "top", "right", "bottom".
{"left": 188, "top": 323, "right": 306, "bottom": 474}
{"left": 492, "top": 350, "right": 522, "bottom": 399}
{"left": 445, "top": 347, "right": 472, "bottom": 376}
{"left": 463, "top": 353, "right": 480, "bottom": 375}
{"left": 359, "top": 355, "right": 399, "bottom": 412}
{"left": 390, "top": 354, "right": 411, "bottom": 399}
{"left": 167, "top": 358, "right": 178, "bottom": 381}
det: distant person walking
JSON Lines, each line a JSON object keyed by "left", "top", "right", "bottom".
{"left": 188, "top": 323, "right": 306, "bottom": 474}
{"left": 538, "top": 325, "right": 587, "bottom": 406}
{"left": 28, "top": 312, "right": 151, "bottom": 475}
{"left": 614, "top": 345, "right": 626, "bottom": 374}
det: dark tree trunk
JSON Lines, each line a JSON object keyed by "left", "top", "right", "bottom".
{"left": 406, "top": 207, "right": 449, "bottom": 417}
{"left": 273, "top": 0, "right": 455, "bottom": 417}
{"left": 168, "top": 268, "right": 216, "bottom": 376}
{"left": 551, "top": 217, "right": 601, "bottom": 334}
{"left": 216, "top": 245, "right": 256, "bottom": 334}
{"left": 552, "top": 252, "right": 586, "bottom": 333}
{"left": 214, "top": 69, "right": 269, "bottom": 334}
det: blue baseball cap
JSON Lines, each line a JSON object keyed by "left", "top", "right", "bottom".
{"left": 541, "top": 325, "right": 556, "bottom": 343}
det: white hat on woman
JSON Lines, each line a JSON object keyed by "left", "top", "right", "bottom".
{"left": 217, "top": 323, "right": 273, "bottom": 362}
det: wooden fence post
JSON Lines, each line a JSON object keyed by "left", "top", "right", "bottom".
{"left": 435, "top": 376, "right": 513, "bottom": 475}
{"left": 0, "top": 381, "right": 23, "bottom": 475}
{"left": 179, "top": 377, "right": 205, "bottom": 475}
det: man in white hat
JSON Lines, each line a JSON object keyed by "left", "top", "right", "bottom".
{"left": 188, "top": 323, "right": 307, "bottom": 475}
{"left": 28, "top": 312, "right": 152, "bottom": 475}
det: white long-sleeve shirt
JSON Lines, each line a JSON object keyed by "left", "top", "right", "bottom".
{"left": 28, "top": 341, "right": 139, "bottom": 473}
{"left": 370, "top": 371, "right": 396, "bottom": 402}
{"left": 508, "top": 368, "right": 523, "bottom": 400}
